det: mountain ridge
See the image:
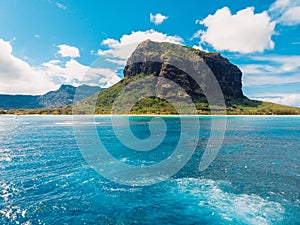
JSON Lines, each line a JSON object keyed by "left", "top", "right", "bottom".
{"left": 0, "top": 84, "right": 102, "bottom": 110}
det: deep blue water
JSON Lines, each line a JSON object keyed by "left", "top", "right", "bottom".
{"left": 0, "top": 115, "right": 299, "bottom": 225}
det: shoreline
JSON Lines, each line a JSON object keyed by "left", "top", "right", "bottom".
{"left": 1, "top": 114, "right": 300, "bottom": 117}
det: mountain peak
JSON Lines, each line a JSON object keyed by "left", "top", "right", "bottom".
{"left": 124, "top": 40, "right": 245, "bottom": 101}
{"left": 59, "top": 84, "right": 74, "bottom": 89}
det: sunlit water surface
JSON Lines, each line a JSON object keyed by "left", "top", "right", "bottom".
{"left": 0, "top": 115, "right": 299, "bottom": 225}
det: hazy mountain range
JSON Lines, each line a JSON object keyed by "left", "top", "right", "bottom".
{"left": 0, "top": 84, "right": 102, "bottom": 110}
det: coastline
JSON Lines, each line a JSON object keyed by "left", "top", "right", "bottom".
{"left": 1, "top": 114, "right": 300, "bottom": 117}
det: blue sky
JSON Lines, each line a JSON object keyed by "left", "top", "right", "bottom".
{"left": 0, "top": 0, "right": 299, "bottom": 106}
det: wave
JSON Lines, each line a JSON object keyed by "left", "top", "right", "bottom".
{"left": 169, "top": 178, "right": 285, "bottom": 225}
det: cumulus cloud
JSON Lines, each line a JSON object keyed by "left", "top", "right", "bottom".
{"left": 57, "top": 44, "right": 80, "bottom": 58}
{"left": 0, "top": 39, "right": 119, "bottom": 94}
{"left": 195, "top": 7, "right": 276, "bottom": 53}
{"left": 150, "top": 13, "right": 168, "bottom": 25}
{"left": 41, "top": 59, "right": 120, "bottom": 88}
{"left": 0, "top": 39, "right": 57, "bottom": 94}
{"left": 97, "top": 29, "right": 183, "bottom": 64}
{"left": 269, "top": 0, "right": 300, "bottom": 25}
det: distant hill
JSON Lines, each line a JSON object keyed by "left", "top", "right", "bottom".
{"left": 0, "top": 84, "right": 102, "bottom": 110}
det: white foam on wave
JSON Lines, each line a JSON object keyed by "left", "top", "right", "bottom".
{"left": 173, "top": 178, "right": 285, "bottom": 225}
{"left": 0, "top": 205, "right": 28, "bottom": 224}
{"left": 0, "top": 148, "right": 13, "bottom": 162}
{"left": 0, "top": 182, "right": 31, "bottom": 224}
{"left": 101, "top": 186, "right": 140, "bottom": 192}
{"left": 0, "top": 182, "right": 20, "bottom": 202}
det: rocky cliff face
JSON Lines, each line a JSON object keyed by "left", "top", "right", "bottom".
{"left": 123, "top": 40, "right": 245, "bottom": 102}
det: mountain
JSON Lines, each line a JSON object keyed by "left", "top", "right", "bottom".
{"left": 123, "top": 40, "right": 245, "bottom": 102}
{"left": 0, "top": 84, "right": 102, "bottom": 110}
{"left": 74, "top": 40, "right": 299, "bottom": 115}
{"left": 38, "top": 84, "right": 102, "bottom": 108}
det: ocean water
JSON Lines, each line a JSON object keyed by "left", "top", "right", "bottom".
{"left": 0, "top": 115, "right": 299, "bottom": 225}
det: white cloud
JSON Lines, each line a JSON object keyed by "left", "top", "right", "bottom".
{"left": 56, "top": 3, "right": 67, "bottom": 10}
{"left": 192, "top": 45, "right": 203, "bottom": 51}
{"left": 252, "top": 55, "right": 300, "bottom": 72}
{"left": 279, "top": 6, "right": 300, "bottom": 25}
{"left": 57, "top": 44, "right": 80, "bottom": 58}
{"left": 269, "top": 0, "right": 290, "bottom": 12}
{"left": 34, "top": 34, "right": 40, "bottom": 39}
{"left": 0, "top": 39, "right": 120, "bottom": 94}
{"left": 195, "top": 7, "right": 276, "bottom": 53}
{"left": 95, "top": 71, "right": 121, "bottom": 88}
{"left": 240, "top": 53, "right": 300, "bottom": 107}
{"left": 41, "top": 59, "right": 120, "bottom": 88}
{"left": 0, "top": 39, "right": 57, "bottom": 94}
{"left": 97, "top": 29, "right": 183, "bottom": 64}
{"left": 150, "top": 13, "right": 168, "bottom": 25}
{"left": 269, "top": 0, "right": 300, "bottom": 25}
{"left": 241, "top": 55, "right": 300, "bottom": 75}
{"left": 240, "top": 55, "right": 300, "bottom": 86}
{"left": 106, "top": 58, "right": 127, "bottom": 66}
{"left": 251, "top": 93, "right": 300, "bottom": 107}
{"left": 41, "top": 59, "right": 86, "bottom": 83}
{"left": 243, "top": 73, "right": 300, "bottom": 86}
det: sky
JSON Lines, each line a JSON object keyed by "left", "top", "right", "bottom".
{"left": 0, "top": 0, "right": 299, "bottom": 106}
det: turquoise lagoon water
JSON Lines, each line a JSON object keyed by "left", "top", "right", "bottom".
{"left": 0, "top": 115, "right": 299, "bottom": 224}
